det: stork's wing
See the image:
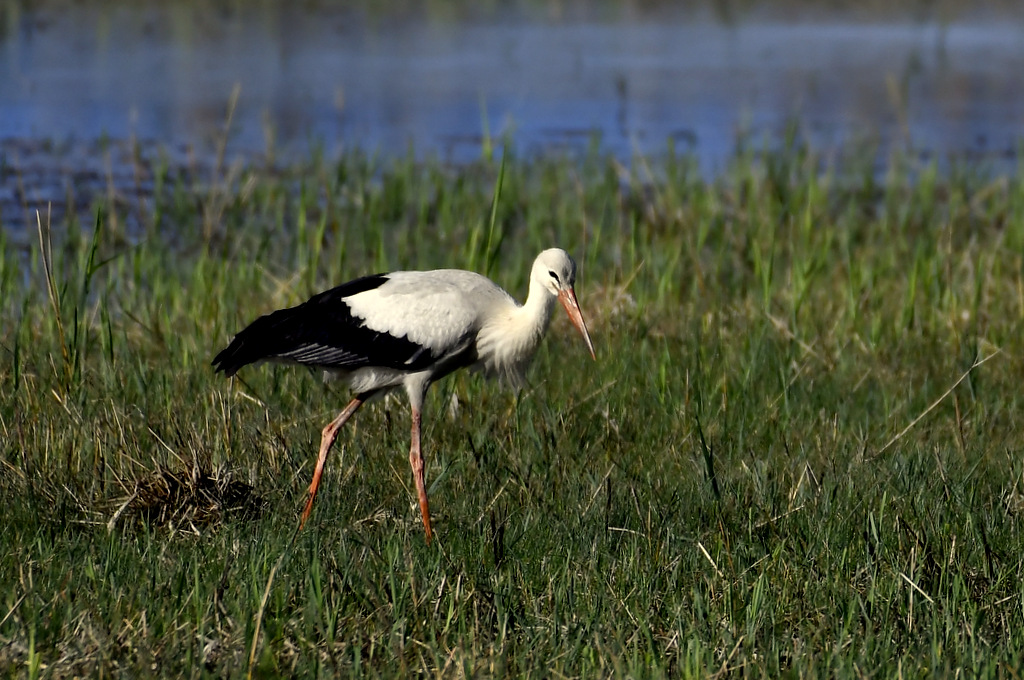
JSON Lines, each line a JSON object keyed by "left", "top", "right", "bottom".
{"left": 212, "top": 272, "right": 483, "bottom": 376}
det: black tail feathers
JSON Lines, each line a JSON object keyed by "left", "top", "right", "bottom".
{"left": 212, "top": 309, "right": 296, "bottom": 377}
{"left": 211, "top": 335, "right": 252, "bottom": 377}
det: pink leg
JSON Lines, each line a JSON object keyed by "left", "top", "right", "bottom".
{"left": 409, "top": 407, "right": 433, "bottom": 543}
{"left": 300, "top": 396, "right": 364, "bottom": 528}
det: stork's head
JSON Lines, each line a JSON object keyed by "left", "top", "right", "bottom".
{"left": 533, "top": 248, "right": 596, "bottom": 360}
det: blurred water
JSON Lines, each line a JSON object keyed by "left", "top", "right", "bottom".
{"left": 1, "top": 2, "right": 1023, "bottom": 175}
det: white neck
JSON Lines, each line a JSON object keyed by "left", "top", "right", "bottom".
{"left": 476, "top": 276, "right": 558, "bottom": 387}
{"left": 521, "top": 274, "right": 559, "bottom": 338}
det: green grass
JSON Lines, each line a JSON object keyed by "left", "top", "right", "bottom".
{"left": 2, "top": 140, "right": 1024, "bottom": 677}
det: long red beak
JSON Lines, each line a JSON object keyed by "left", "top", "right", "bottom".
{"left": 558, "top": 287, "right": 596, "bottom": 360}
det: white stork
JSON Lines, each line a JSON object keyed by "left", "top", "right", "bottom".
{"left": 212, "top": 248, "right": 595, "bottom": 543}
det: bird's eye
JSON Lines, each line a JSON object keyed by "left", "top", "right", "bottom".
{"left": 548, "top": 270, "right": 560, "bottom": 283}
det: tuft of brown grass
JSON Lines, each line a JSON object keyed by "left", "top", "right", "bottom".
{"left": 105, "top": 464, "right": 264, "bottom": 533}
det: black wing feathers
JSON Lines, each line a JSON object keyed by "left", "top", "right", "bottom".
{"left": 212, "top": 274, "right": 438, "bottom": 376}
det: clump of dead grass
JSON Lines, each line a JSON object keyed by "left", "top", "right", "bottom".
{"left": 105, "top": 463, "right": 264, "bottom": 533}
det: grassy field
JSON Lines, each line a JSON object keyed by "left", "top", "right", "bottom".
{"left": 2, "top": 140, "right": 1024, "bottom": 677}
